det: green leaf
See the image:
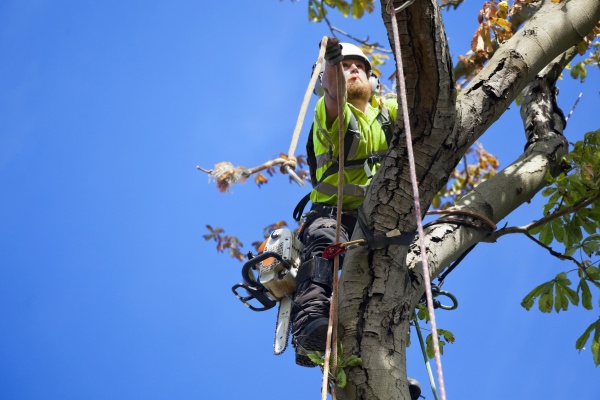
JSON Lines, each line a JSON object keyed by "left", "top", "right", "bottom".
{"left": 587, "top": 266, "right": 600, "bottom": 280}
{"left": 539, "top": 224, "right": 554, "bottom": 246}
{"left": 344, "top": 355, "right": 362, "bottom": 367}
{"left": 441, "top": 329, "right": 456, "bottom": 344}
{"left": 528, "top": 223, "right": 544, "bottom": 235}
{"left": 521, "top": 281, "right": 552, "bottom": 311}
{"left": 579, "top": 279, "right": 593, "bottom": 310}
{"left": 551, "top": 218, "right": 565, "bottom": 243}
{"left": 562, "top": 283, "right": 579, "bottom": 306}
{"left": 554, "top": 285, "right": 568, "bottom": 312}
{"left": 308, "top": 352, "right": 324, "bottom": 365}
{"left": 582, "top": 234, "right": 600, "bottom": 256}
{"left": 575, "top": 318, "right": 600, "bottom": 366}
{"left": 337, "top": 368, "right": 347, "bottom": 388}
{"left": 581, "top": 217, "right": 599, "bottom": 235}
{"left": 351, "top": 0, "right": 365, "bottom": 18}
{"left": 569, "top": 61, "right": 587, "bottom": 82}
{"left": 438, "top": 339, "right": 446, "bottom": 355}
{"left": 567, "top": 221, "right": 583, "bottom": 245}
{"left": 425, "top": 334, "right": 434, "bottom": 359}
{"left": 593, "top": 320, "right": 600, "bottom": 366}
{"left": 336, "top": 0, "right": 351, "bottom": 17}
{"left": 541, "top": 186, "right": 557, "bottom": 197}
{"left": 576, "top": 321, "right": 595, "bottom": 351}
{"left": 538, "top": 283, "right": 554, "bottom": 313}
{"left": 417, "top": 304, "right": 429, "bottom": 321}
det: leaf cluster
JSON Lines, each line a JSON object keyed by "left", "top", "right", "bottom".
{"left": 203, "top": 225, "right": 246, "bottom": 261}
{"left": 455, "top": 0, "right": 515, "bottom": 85}
{"left": 521, "top": 270, "right": 600, "bottom": 365}
{"left": 521, "top": 271, "right": 593, "bottom": 313}
{"left": 307, "top": 341, "right": 362, "bottom": 389}
{"left": 530, "top": 130, "right": 600, "bottom": 257}
{"left": 306, "top": 0, "right": 375, "bottom": 22}
{"left": 568, "top": 28, "right": 600, "bottom": 83}
{"left": 522, "top": 131, "right": 600, "bottom": 365}
{"left": 455, "top": 2, "right": 600, "bottom": 87}
{"left": 414, "top": 304, "right": 456, "bottom": 359}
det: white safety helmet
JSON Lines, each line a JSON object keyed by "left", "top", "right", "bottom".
{"left": 312, "top": 42, "right": 380, "bottom": 97}
{"left": 339, "top": 42, "right": 371, "bottom": 72}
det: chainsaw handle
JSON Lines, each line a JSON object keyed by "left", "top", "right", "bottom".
{"left": 241, "top": 251, "right": 291, "bottom": 286}
{"left": 231, "top": 283, "right": 277, "bottom": 312}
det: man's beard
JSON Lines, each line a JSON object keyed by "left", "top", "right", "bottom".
{"left": 347, "top": 79, "right": 371, "bottom": 102}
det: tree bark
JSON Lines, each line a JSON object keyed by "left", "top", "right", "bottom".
{"left": 337, "top": 1, "right": 600, "bottom": 399}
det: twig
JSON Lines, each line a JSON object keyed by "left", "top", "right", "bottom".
{"left": 486, "top": 191, "right": 600, "bottom": 242}
{"left": 524, "top": 233, "right": 600, "bottom": 289}
{"left": 197, "top": 157, "right": 292, "bottom": 177}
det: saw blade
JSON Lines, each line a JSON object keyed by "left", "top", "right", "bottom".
{"left": 273, "top": 296, "right": 292, "bottom": 355}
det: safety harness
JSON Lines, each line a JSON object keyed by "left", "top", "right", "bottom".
{"left": 293, "top": 106, "right": 395, "bottom": 221}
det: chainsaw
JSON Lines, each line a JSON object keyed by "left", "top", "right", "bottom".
{"left": 231, "top": 228, "right": 302, "bottom": 355}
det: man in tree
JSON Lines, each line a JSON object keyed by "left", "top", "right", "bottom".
{"left": 292, "top": 37, "right": 400, "bottom": 366}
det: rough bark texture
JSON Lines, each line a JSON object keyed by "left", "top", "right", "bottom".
{"left": 337, "top": 1, "right": 600, "bottom": 399}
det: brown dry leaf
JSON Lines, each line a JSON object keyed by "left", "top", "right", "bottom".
{"left": 254, "top": 173, "right": 268, "bottom": 187}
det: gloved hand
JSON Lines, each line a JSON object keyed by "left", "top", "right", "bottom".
{"left": 324, "top": 38, "right": 343, "bottom": 66}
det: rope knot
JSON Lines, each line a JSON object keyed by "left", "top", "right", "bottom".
{"left": 280, "top": 156, "right": 297, "bottom": 174}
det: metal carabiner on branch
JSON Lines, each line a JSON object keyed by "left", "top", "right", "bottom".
{"left": 419, "top": 285, "right": 459, "bottom": 311}
{"left": 431, "top": 286, "right": 458, "bottom": 311}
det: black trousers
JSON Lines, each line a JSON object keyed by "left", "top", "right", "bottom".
{"left": 300, "top": 210, "right": 358, "bottom": 265}
{"left": 293, "top": 208, "right": 357, "bottom": 337}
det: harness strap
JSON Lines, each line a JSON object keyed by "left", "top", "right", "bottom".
{"left": 293, "top": 193, "right": 312, "bottom": 222}
{"left": 356, "top": 205, "right": 416, "bottom": 248}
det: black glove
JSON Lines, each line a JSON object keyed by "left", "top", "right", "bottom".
{"left": 324, "top": 38, "right": 343, "bottom": 66}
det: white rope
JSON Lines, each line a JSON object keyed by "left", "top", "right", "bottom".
{"left": 386, "top": 1, "right": 448, "bottom": 399}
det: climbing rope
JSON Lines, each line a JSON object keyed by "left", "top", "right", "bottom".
{"left": 321, "top": 37, "right": 346, "bottom": 400}
{"left": 386, "top": 1, "right": 448, "bottom": 400}
{"left": 285, "top": 39, "right": 329, "bottom": 177}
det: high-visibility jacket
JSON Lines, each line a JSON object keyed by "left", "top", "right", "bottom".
{"left": 309, "top": 96, "right": 398, "bottom": 211}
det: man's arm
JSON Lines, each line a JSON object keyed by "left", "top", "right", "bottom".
{"left": 320, "top": 38, "right": 343, "bottom": 127}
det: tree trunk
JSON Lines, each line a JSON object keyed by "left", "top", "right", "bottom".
{"left": 337, "top": 1, "right": 600, "bottom": 399}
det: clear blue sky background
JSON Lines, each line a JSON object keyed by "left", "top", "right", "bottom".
{"left": 1, "top": 1, "right": 598, "bottom": 399}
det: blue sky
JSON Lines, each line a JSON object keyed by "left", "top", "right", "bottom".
{"left": 1, "top": 1, "right": 598, "bottom": 399}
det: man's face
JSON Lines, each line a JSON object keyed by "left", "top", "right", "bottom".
{"left": 342, "top": 58, "right": 371, "bottom": 102}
